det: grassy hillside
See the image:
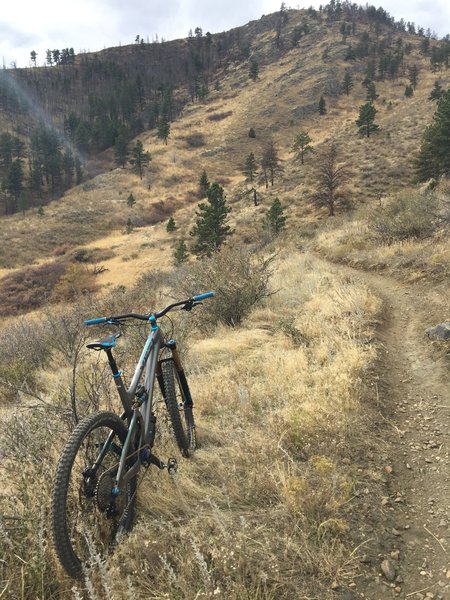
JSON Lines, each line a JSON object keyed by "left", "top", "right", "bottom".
{"left": 0, "top": 4, "right": 449, "bottom": 599}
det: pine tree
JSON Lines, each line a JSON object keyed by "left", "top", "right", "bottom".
{"left": 405, "top": 84, "right": 414, "bottom": 98}
{"left": 428, "top": 81, "right": 444, "bottom": 102}
{"left": 156, "top": 114, "right": 170, "bottom": 144}
{"left": 129, "top": 140, "right": 151, "bottom": 179}
{"left": 166, "top": 216, "right": 176, "bottom": 232}
{"left": 409, "top": 64, "right": 419, "bottom": 90}
{"left": 249, "top": 59, "right": 259, "bottom": 81}
{"left": 243, "top": 152, "right": 258, "bottom": 181}
{"left": 415, "top": 89, "right": 450, "bottom": 181}
{"left": 318, "top": 95, "right": 327, "bottom": 115}
{"left": 292, "top": 131, "right": 314, "bottom": 164}
{"left": 356, "top": 103, "right": 379, "bottom": 137}
{"left": 126, "top": 217, "right": 134, "bottom": 234}
{"left": 190, "top": 182, "right": 232, "bottom": 256}
{"left": 263, "top": 198, "right": 287, "bottom": 235}
{"left": 248, "top": 127, "right": 256, "bottom": 138}
{"left": 341, "top": 69, "right": 354, "bottom": 95}
{"left": 127, "top": 193, "right": 136, "bottom": 208}
{"left": 114, "top": 130, "right": 129, "bottom": 168}
{"left": 62, "top": 149, "right": 75, "bottom": 189}
{"left": 199, "top": 170, "right": 210, "bottom": 197}
{"left": 174, "top": 239, "right": 189, "bottom": 265}
{"left": 366, "top": 81, "right": 379, "bottom": 102}
{"left": 261, "top": 141, "right": 282, "bottom": 188}
{"left": 6, "top": 159, "right": 23, "bottom": 213}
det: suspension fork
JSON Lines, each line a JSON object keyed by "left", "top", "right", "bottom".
{"left": 157, "top": 340, "right": 194, "bottom": 408}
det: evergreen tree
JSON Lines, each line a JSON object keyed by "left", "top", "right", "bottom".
{"left": 428, "top": 81, "right": 444, "bottom": 101}
{"left": 405, "top": 84, "right": 414, "bottom": 98}
{"left": 341, "top": 69, "right": 354, "bottom": 95}
{"left": 127, "top": 192, "right": 136, "bottom": 208}
{"left": 166, "top": 216, "right": 176, "bottom": 232}
{"left": 75, "top": 156, "right": 83, "bottom": 184}
{"left": 62, "top": 149, "right": 75, "bottom": 189}
{"left": 263, "top": 198, "right": 287, "bottom": 235}
{"left": 114, "top": 130, "right": 129, "bottom": 168}
{"left": 249, "top": 59, "right": 259, "bottom": 81}
{"left": 156, "top": 114, "right": 170, "bottom": 144}
{"left": 409, "top": 64, "right": 419, "bottom": 90}
{"left": 6, "top": 159, "right": 23, "bottom": 213}
{"left": 126, "top": 216, "right": 134, "bottom": 234}
{"left": 248, "top": 127, "right": 256, "bottom": 138}
{"left": 243, "top": 152, "right": 258, "bottom": 181}
{"left": 415, "top": 89, "right": 450, "bottom": 181}
{"left": 129, "top": 140, "right": 151, "bottom": 179}
{"left": 345, "top": 44, "right": 356, "bottom": 61}
{"left": 0, "top": 133, "right": 14, "bottom": 171}
{"left": 198, "top": 170, "right": 210, "bottom": 198}
{"left": 292, "top": 131, "right": 314, "bottom": 164}
{"left": 174, "top": 239, "right": 189, "bottom": 265}
{"left": 366, "top": 81, "right": 379, "bottom": 102}
{"left": 318, "top": 95, "right": 327, "bottom": 115}
{"left": 190, "top": 182, "right": 232, "bottom": 256}
{"left": 261, "top": 141, "right": 282, "bottom": 187}
{"left": 356, "top": 102, "right": 379, "bottom": 137}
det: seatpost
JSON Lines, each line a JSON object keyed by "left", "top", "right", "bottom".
{"left": 105, "top": 348, "right": 133, "bottom": 415}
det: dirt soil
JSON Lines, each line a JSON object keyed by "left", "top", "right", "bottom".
{"left": 334, "top": 263, "right": 449, "bottom": 600}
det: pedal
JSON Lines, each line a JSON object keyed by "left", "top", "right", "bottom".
{"left": 167, "top": 458, "right": 178, "bottom": 474}
{"left": 141, "top": 448, "right": 165, "bottom": 470}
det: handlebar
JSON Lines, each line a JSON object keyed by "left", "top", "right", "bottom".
{"left": 84, "top": 291, "right": 215, "bottom": 326}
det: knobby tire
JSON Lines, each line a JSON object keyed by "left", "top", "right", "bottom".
{"left": 51, "top": 411, "right": 136, "bottom": 579}
{"left": 161, "top": 360, "right": 196, "bottom": 458}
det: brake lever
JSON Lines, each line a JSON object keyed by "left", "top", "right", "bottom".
{"left": 181, "top": 301, "right": 202, "bottom": 312}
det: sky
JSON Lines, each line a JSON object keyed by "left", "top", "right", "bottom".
{"left": 1, "top": 0, "right": 450, "bottom": 69}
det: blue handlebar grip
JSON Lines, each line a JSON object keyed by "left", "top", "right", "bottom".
{"left": 84, "top": 317, "right": 108, "bottom": 326}
{"left": 193, "top": 291, "right": 215, "bottom": 301}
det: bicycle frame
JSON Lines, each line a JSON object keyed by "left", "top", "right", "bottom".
{"left": 95, "top": 322, "right": 167, "bottom": 494}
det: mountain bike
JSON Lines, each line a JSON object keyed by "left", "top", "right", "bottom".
{"left": 51, "top": 291, "right": 214, "bottom": 579}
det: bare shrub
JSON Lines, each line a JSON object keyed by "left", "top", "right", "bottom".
{"left": 369, "top": 191, "right": 439, "bottom": 244}
{"left": 171, "top": 247, "right": 276, "bottom": 328}
{"left": 207, "top": 110, "right": 233, "bottom": 121}
{"left": 51, "top": 264, "right": 98, "bottom": 302}
{"left": 0, "top": 262, "right": 67, "bottom": 316}
{"left": 67, "top": 247, "right": 115, "bottom": 264}
{"left": 0, "top": 318, "right": 52, "bottom": 405}
{"left": 137, "top": 199, "right": 177, "bottom": 226}
{"left": 184, "top": 132, "right": 206, "bottom": 148}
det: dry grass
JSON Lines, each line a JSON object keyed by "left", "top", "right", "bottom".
{"left": 0, "top": 249, "right": 382, "bottom": 599}
{"left": 314, "top": 183, "right": 450, "bottom": 282}
{"left": 0, "top": 11, "right": 448, "bottom": 598}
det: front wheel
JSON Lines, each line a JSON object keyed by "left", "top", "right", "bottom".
{"left": 161, "top": 360, "right": 197, "bottom": 458}
{"left": 51, "top": 411, "right": 137, "bottom": 579}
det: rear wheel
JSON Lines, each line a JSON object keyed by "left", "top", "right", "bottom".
{"left": 51, "top": 411, "right": 137, "bottom": 579}
{"left": 161, "top": 360, "right": 196, "bottom": 457}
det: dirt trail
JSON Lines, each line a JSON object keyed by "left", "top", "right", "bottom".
{"left": 331, "top": 262, "right": 450, "bottom": 599}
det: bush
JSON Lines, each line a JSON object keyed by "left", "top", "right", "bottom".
{"left": 172, "top": 247, "right": 275, "bottom": 328}
{"left": 0, "top": 318, "right": 53, "bottom": 404}
{"left": 207, "top": 111, "right": 233, "bottom": 121}
{"left": 369, "top": 191, "right": 438, "bottom": 244}
{"left": 184, "top": 132, "right": 206, "bottom": 148}
{"left": 0, "top": 262, "right": 67, "bottom": 316}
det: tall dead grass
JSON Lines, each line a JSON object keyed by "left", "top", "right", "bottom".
{"left": 1, "top": 250, "right": 381, "bottom": 599}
